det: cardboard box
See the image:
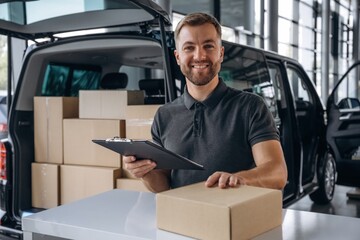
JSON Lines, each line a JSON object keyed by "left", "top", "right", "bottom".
{"left": 31, "top": 163, "right": 60, "bottom": 209}
{"left": 34, "top": 97, "right": 79, "bottom": 164}
{"left": 123, "top": 105, "right": 161, "bottom": 177}
{"left": 156, "top": 182, "right": 282, "bottom": 240}
{"left": 121, "top": 168, "right": 136, "bottom": 179}
{"left": 125, "top": 105, "right": 161, "bottom": 119}
{"left": 79, "top": 90, "right": 144, "bottom": 119}
{"left": 116, "top": 178, "right": 150, "bottom": 192}
{"left": 125, "top": 105, "right": 161, "bottom": 140}
{"left": 126, "top": 119, "right": 153, "bottom": 140}
{"left": 63, "top": 119, "right": 125, "bottom": 167}
{"left": 60, "top": 165, "right": 121, "bottom": 204}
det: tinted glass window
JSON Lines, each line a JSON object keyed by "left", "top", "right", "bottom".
{"left": 333, "top": 63, "right": 360, "bottom": 109}
{"left": 172, "top": 0, "right": 212, "bottom": 16}
{"left": 0, "top": 0, "right": 141, "bottom": 24}
{"left": 42, "top": 63, "right": 101, "bottom": 96}
{"left": 268, "top": 63, "right": 285, "bottom": 127}
{"left": 220, "top": 42, "right": 279, "bottom": 119}
{"left": 286, "top": 66, "right": 311, "bottom": 102}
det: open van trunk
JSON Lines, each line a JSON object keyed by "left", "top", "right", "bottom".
{"left": 0, "top": 0, "right": 174, "bottom": 233}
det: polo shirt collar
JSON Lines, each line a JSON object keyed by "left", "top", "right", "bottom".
{"left": 183, "top": 79, "right": 228, "bottom": 110}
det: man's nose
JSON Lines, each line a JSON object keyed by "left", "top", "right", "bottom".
{"left": 194, "top": 47, "right": 206, "bottom": 60}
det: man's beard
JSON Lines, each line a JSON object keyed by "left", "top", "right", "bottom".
{"left": 181, "top": 60, "right": 221, "bottom": 86}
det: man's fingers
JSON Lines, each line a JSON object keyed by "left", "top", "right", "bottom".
{"left": 122, "top": 156, "right": 156, "bottom": 178}
{"left": 205, "top": 172, "right": 221, "bottom": 187}
{"left": 122, "top": 155, "right": 136, "bottom": 163}
{"left": 228, "top": 175, "right": 239, "bottom": 187}
{"left": 131, "top": 162, "right": 156, "bottom": 178}
{"left": 218, "top": 173, "right": 230, "bottom": 188}
{"left": 205, "top": 172, "right": 241, "bottom": 188}
{"left": 124, "top": 159, "right": 152, "bottom": 170}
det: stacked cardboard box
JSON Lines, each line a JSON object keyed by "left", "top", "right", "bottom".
{"left": 121, "top": 104, "right": 161, "bottom": 179}
{"left": 32, "top": 90, "right": 161, "bottom": 208}
{"left": 34, "top": 97, "right": 79, "bottom": 164}
{"left": 116, "top": 178, "right": 150, "bottom": 192}
{"left": 79, "top": 90, "right": 144, "bottom": 119}
{"left": 63, "top": 119, "right": 124, "bottom": 167}
{"left": 31, "top": 163, "right": 60, "bottom": 209}
{"left": 61, "top": 165, "right": 121, "bottom": 204}
{"left": 33, "top": 97, "right": 79, "bottom": 208}
{"left": 125, "top": 105, "right": 161, "bottom": 140}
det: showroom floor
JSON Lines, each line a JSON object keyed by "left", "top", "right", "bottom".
{"left": 288, "top": 185, "right": 360, "bottom": 218}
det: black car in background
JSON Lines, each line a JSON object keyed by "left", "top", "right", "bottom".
{"left": 1, "top": 0, "right": 360, "bottom": 237}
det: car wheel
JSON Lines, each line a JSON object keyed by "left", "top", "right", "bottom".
{"left": 309, "top": 151, "right": 337, "bottom": 204}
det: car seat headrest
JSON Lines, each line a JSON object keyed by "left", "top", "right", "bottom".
{"left": 138, "top": 78, "right": 165, "bottom": 95}
{"left": 100, "top": 72, "right": 128, "bottom": 89}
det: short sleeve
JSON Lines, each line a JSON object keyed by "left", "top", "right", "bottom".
{"left": 151, "top": 108, "right": 164, "bottom": 147}
{"left": 247, "top": 95, "right": 279, "bottom": 146}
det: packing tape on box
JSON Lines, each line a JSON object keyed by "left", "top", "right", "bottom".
{"left": 126, "top": 119, "right": 153, "bottom": 126}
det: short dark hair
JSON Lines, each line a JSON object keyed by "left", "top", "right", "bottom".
{"left": 174, "top": 12, "right": 222, "bottom": 42}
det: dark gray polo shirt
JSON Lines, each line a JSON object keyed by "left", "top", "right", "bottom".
{"left": 151, "top": 79, "right": 279, "bottom": 189}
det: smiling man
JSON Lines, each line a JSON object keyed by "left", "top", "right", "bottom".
{"left": 123, "top": 12, "right": 288, "bottom": 192}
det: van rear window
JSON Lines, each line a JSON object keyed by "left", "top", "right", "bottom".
{"left": 41, "top": 63, "right": 101, "bottom": 96}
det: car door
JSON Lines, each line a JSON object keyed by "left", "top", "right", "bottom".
{"left": 0, "top": 0, "right": 171, "bottom": 39}
{"left": 327, "top": 61, "right": 360, "bottom": 186}
{"left": 285, "top": 63, "right": 319, "bottom": 185}
{"left": 219, "top": 43, "right": 299, "bottom": 205}
{"left": 266, "top": 59, "right": 300, "bottom": 204}
{"left": 0, "top": 0, "right": 174, "bottom": 99}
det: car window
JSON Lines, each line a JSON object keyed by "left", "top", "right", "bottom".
{"left": 0, "top": 1, "right": 170, "bottom": 40}
{"left": 267, "top": 63, "right": 285, "bottom": 127}
{"left": 332, "top": 63, "right": 360, "bottom": 110}
{"left": 220, "top": 43, "right": 280, "bottom": 123}
{"left": 42, "top": 63, "right": 101, "bottom": 96}
{"left": 0, "top": 0, "right": 146, "bottom": 24}
{"left": 286, "top": 66, "right": 311, "bottom": 103}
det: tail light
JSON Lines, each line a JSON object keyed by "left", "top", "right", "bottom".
{"left": 0, "top": 123, "right": 7, "bottom": 132}
{"left": 0, "top": 142, "right": 6, "bottom": 180}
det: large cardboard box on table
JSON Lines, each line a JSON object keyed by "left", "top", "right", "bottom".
{"left": 156, "top": 182, "right": 282, "bottom": 240}
{"left": 116, "top": 178, "right": 150, "bottom": 192}
{"left": 60, "top": 165, "right": 121, "bottom": 204}
{"left": 34, "top": 97, "right": 79, "bottom": 164}
{"left": 79, "top": 90, "right": 144, "bottom": 119}
{"left": 31, "top": 163, "right": 60, "bottom": 209}
{"left": 63, "top": 119, "right": 125, "bottom": 167}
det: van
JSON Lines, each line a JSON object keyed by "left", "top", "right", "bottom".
{"left": 1, "top": 0, "right": 359, "bottom": 238}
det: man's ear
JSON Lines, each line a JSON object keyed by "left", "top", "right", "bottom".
{"left": 220, "top": 46, "right": 224, "bottom": 62}
{"left": 174, "top": 49, "right": 180, "bottom": 65}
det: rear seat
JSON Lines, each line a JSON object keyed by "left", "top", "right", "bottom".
{"left": 100, "top": 72, "right": 128, "bottom": 89}
{"left": 139, "top": 78, "right": 165, "bottom": 104}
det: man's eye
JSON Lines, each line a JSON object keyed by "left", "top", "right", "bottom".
{"left": 184, "top": 46, "right": 194, "bottom": 51}
{"left": 204, "top": 45, "right": 215, "bottom": 49}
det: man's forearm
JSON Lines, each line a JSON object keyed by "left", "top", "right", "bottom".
{"left": 141, "top": 169, "right": 171, "bottom": 193}
{"left": 236, "top": 162, "right": 287, "bottom": 190}
{"left": 243, "top": 140, "right": 288, "bottom": 190}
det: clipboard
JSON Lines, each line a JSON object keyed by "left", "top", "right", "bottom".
{"left": 92, "top": 138, "right": 204, "bottom": 170}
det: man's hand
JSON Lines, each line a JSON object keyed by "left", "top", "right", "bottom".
{"left": 122, "top": 155, "right": 157, "bottom": 178}
{"left": 205, "top": 171, "right": 244, "bottom": 188}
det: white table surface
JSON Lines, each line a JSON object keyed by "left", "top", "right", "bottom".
{"left": 22, "top": 189, "right": 360, "bottom": 240}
